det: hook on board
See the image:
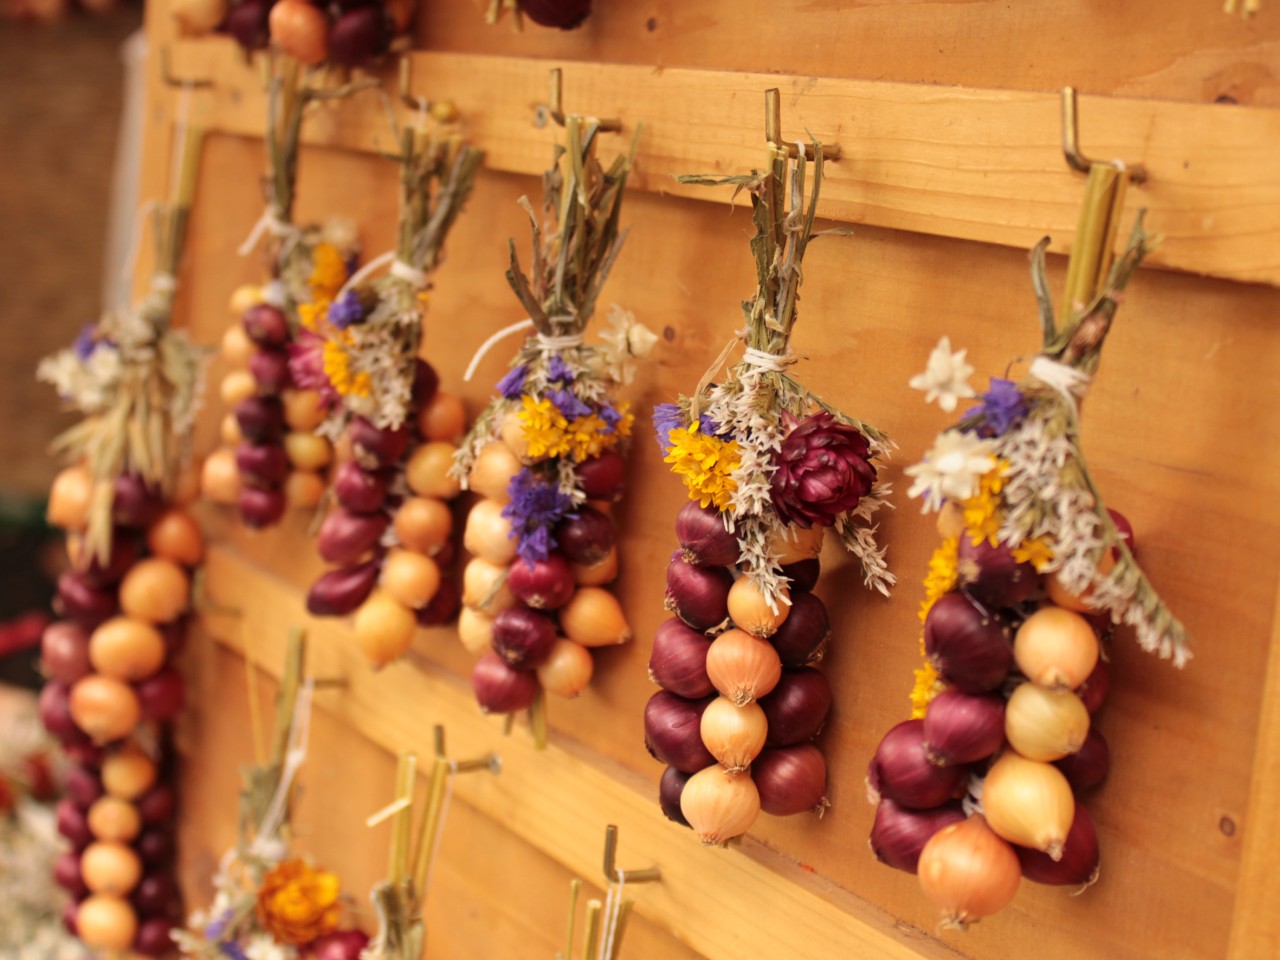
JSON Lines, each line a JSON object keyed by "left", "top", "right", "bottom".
{"left": 432, "top": 724, "right": 502, "bottom": 775}
{"left": 764, "top": 88, "right": 840, "bottom": 161}
{"left": 398, "top": 57, "right": 459, "bottom": 123}
{"left": 601, "top": 825, "right": 660, "bottom": 885}
{"left": 544, "top": 67, "right": 622, "bottom": 132}
{"left": 159, "top": 47, "right": 214, "bottom": 89}
{"left": 1061, "top": 87, "right": 1147, "bottom": 184}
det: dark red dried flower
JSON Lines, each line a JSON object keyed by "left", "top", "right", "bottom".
{"left": 769, "top": 411, "right": 875, "bottom": 528}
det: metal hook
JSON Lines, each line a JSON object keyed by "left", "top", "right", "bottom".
{"left": 159, "top": 47, "right": 214, "bottom": 90}
{"left": 433, "top": 724, "right": 501, "bottom": 775}
{"left": 602, "top": 825, "right": 660, "bottom": 884}
{"left": 398, "top": 58, "right": 458, "bottom": 123}
{"left": 545, "top": 67, "right": 622, "bottom": 132}
{"left": 764, "top": 88, "right": 840, "bottom": 161}
{"left": 1061, "top": 87, "right": 1147, "bottom": 184}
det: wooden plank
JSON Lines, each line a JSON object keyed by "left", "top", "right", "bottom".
{"left": 160, "top": 42, "right": 1280, "bottom": 287}
{"left": 1227, "top": 576, "right": 1280, "bottom": 960}
{"left": 196, "top": 544, "right": 964, "bottom": 960}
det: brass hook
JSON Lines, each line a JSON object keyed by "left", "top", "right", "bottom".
{"left": 1061, "top": 87, "right": 1147, "bottom": 184}
{"left": 159, "top": 47, "right": 214, "bottom": 90}
{"left": 398, "top": 58, "right": 459, "bottom": 123}
{"left": 433, "top": 724, "right": 502, "bottom": 775}
{"left": 602, "top": 825, "right": 660, "bottom": 884}
{"left": 764, "top": 88, "right": 840, "bottom": 161}
{"left": 545, "top": 67, "right": 622, "bottom": 132}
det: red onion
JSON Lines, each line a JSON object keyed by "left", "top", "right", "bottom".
{"left": 40, "top": 681, "right": 79, "bottom": 739}
{"left": 135, "top": 668, "right": 186, "bottom": 722}
{"left": 226, "top": 0, "right": 271, "bottom": 49}
{"left": 412, "top": 359, "right": 440, "bottom": 406}
{"left": 63, "top": 739, "right": 106, "bottom": 767}
{"left": 350, "top": 417, "right": 411, "bottom": 469}
{"left": 249, "top": 347, "right": 291, "bottom": 393}
{"left": 956, "top": 537, "right": 1039, "bottom": 610}
{"left": 519, "top": 0, "right": 592, "bottom": 29}
{"left": 577, "top": 450, "right": 626, "bottom": 502}
{"left": 1016, "top": 803, "right": 1099, "bottom": 886}
{"left": 491, "top": 606, "right": 557, "bottom": 669}
{"left": 333, "top": 460, "right": 389, "bottom": 513}
{"left": 659, "top": 766, "right": 693, "bottom": 828}
{"left": 234, "top": 396, "right": 285, "bottom": 444}
{"left": 1108, "top": 507, "right": 1135, "bottom": 557}
{"left": 870, "top": 798, "right": 967, "bottom": 874}
{"left": 307, "top": 562, "right": 380, "bottom": 616}
{"left": 54, "top": 850, "right": 88, "bottom": 896}
{"left": 924, "top": 592, "right": 1013, "bottom": 693}
{"left": 66, "top": 765, "right": 104, "bottom": 809}
{"left": 42, "top": 621, "right": 93, "bottom": 684}
{"left": 507, "top": 554, "right": 576, "bottom": 610}
{"left": 1053, "top": 728, "right": 1110, "bottom": 793}
{"left": 238, "top": 487, "right": 286, "bottom": 528}
{"left": 782, "top": 558, "right": 821, "bottom": 593}
{"left": 134, "top": 917, "right": 176, "bottom": 957}
{"left": 137, "top": 828, "right": 174, "bottom": 866}
{"left": 159, "top": 620, "right": 187, "bottom": 658}
{"left": 137, "top": 785, "right": 176, "bottom": 826}
{"left": 471, "top": 652, "right": 539, "bottom": 714}
{"left": 242, "top": 304, "right": 289, "bottom": 345}
{"left": 648, "top": 618, "right": 714, "bottom": 698}
{"left": 112, "top": 474, "right": 164, "bottom": 528}
{"left": 868, "top": 719, "right": 968, "bottom": 809}
{"left": 56, "top": 798, "right": 92, "bottom": 848}
{"left": 235, "top": 443, "right": 289, "bottom": 485}
{"left": 760, "top": 668, "right": 831, "bottom": 746}
{"left": 644, "top": 691, "right": 716, "bottom": 774}
{"left": 318, "top": 509, "right": 389, "bottom": 566}
{"left": 133, "top": 873, "right": 178, "bottom": 916}
{"left": 768, "top": 591, "right": 830, "bottom": 667}
{"left": 61, "top": 901, "right": 77, "bottom": 936}
{"left": 675, "top": 501, "right": 739, "bottom": 567}
{"left": 309, "top": 931, "right": 373, "bottom": 960}
{"left": 752, "top": 744, "right": 828, "bottom": 816}
{"left": 328, "top": 6, "right": 388, "bottom": 67}
{"left": 664, "top": 554, "right": 732, "bottom": 632}
{"left": 56, "top": 571, "right": 119, "bottom": 627}
{"left": 414, "top": 579, "right": 460, "bottom": 626}
{"left": 555, "top": 507, "right": 615, "bottom": 566}
{"left": 921, "top": 689, "right": 1006, "bottom": 766}
{"left": 1075, "top": 658, "right": 1110, "bottom": 715}
{"left": 76, "top": 533, "right": 139, "bottom": 587}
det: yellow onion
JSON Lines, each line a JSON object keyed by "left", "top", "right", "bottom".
{"left": 700, "top": 697, "right": 767, "bottom": 772}
{"left": 461, "top": 557, "right": 516, "bottom": 613}
{"left": 220, "top": 413, "right": 244, "bottom": 446}
{"left": 536, "top": 639, "right": 594, "bottom": 698}
{"left": 146, "top": 508, "right": 205, "bottom": 567}
{"left": 70, "top": 677, "right": 141, "bottom": 744}
{"left": 282, "top": 388, "right": 326, "bottom": 431}
{"left": 417, "top": 391, "right": 467, "bottom": 442}
{"left": 499, "top": 409, "right": 530, "bottom": 460}
{"left": 394, "top": 497, "right": 453, "bottom": 555}
{"left": 406, "top": 442, "right": 463, "bottom": 499}
{"left": 573, "top": 547, "right": 618, "bottom": 586}
{"left": 705, "top": 628, "right": 782, "bottom": 706}
{"left": 284, "top": 432, "right": 333, "bottom": 471}
{"left": 1004, "top": 683, "right": 1090, "bottom": 762}
{"left": 48, "top": 465, "right": 94, "bottom": 530}
{"left": 458, "top": 607, "right": 496, "bottom": 656}
{"left": 1014, "top": 606, "right": 1099, "bottom": 690}
{"left": 220, "top": 322, "right": 254, "bottom": 365}
{"left": 918, "top": 814, "right": 1021, "bottom": 930}
{"left": 983, "top": 751, "right": 1075, "bottom": 860}
{"left": 172, "top": 464, "right": 202, "bottom": 506}
{"left": 220, "top": 369, "right": 257, "bottom": 406}
{"left": 560, "top": 587, "right": 631, "bottom": 647}
{"left": 87, "top": 796, "right": 141, "bottom": 842}
{"left": 200, "top": 448, "right": 242, "bottom": 504}
{"left": 101, "top": 746, "right": 156, "bottom": 799}
{"left": 119, "top": 558, "right": 189, "bottom": 624}
{"left": 173, "top": 0, "right": 228, "bottom": 35}
{"left": 469, "top": 442, "right": 522, "bottom": 502}
{"left": 269, "top": 0, "right": 330, "bottom": 65}
{"left": 81, "top": 840, "right": 142, "bottom": 895}
{"left": 88, "top": 617, "right": 166, "bottom": 682}
{"left": 353, "top": 589, "right": 418, "bottom": 668}
{"left": 463, "top": 499, "right": 518, "bottom": 565}
{"left": 765, "top": 525, "right": 823, "bottom": 565}
{"left": 679, "top": 765, "right": 760, "bottom": 846}
{"left": 727, "top": 577, "right": 789, "bottom": 638}
{"left": 284, "top": 470, "right": 327, "bottom": 508}
{"left": 936, "top": 502, "right": 965, "bottom": 540}
{"left": 75, "top": 895, "right": 138, "bottom": 951}
{"left": 381, "top": 549, "right": 441, "bottom": 610}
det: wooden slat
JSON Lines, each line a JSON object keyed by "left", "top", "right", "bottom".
{"left": 197, "top": 544, "right": 963, "bottom": 960}
{"left": 161, "top": 43, "right": 1280, "bottom": 287}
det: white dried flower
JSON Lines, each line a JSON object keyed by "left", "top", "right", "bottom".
{"left": 904, "top": 430, "right": 996, "bottom": 510}
{"left": 909, "top": 336, "right": 977, "bottom": 412}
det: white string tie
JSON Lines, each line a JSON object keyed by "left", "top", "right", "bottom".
{"left": 390, "top": 258, "right": 430, "bottom": 289}
{"left": 335, "top": 250, "right": 396, "bottom": 301}
{"left": 261, "top": 280, "right": 287, "bottom": 309}
{"left": 249, "top": 678, "right": 315, "bottom": 858}
{"left": 150, "top": 274, "right": 177, "bottom": 295}
{"left": 237, "top": 207, "right": 298, "bottom": 257}
{"left": 535, "top": 331, "right": 585, "bottom": 352}
{"left": 741, "top": 346, "right": 792, "bottom": 372}
{"left": 1029, "top": 355, "right": 1092, "bottom": 415}
{"left": 463, "top": 319, "right": 534, "bottom": 382}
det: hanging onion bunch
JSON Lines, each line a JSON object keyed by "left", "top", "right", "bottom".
{"left": 295, "top": 128, "right": 483, "bottom": 668}
{"left": 649, "top": 117, "right": 894, "bottom": 847}
{"left": 38, "top": 131, "right": 206, "bottom": 957}
{"left": 451, "top": 118, "right": 655, "bottom": 740}
{"left": 200, "top": 58, "right": 379, "bottom": 529}
{"left": 484, "top": 0, "right": 593, "bottom": 31}
{"left": 869, "top": 176, "right": 1179, "bottom": 927}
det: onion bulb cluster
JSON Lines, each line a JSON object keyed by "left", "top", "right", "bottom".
{"left": 306, "top": 359, "right": 467, "bottom": 667}
{"left": 43, "top": 468, "right": 195, "bottom": 955}
{"left": 203, "top": 293, "right": 334, "bottom": 529}
{"left": 651, "top": 502, "right": 833, "bottom": 845}
{"left": 868, "top": 508, "right": 1135, "bottom": 927}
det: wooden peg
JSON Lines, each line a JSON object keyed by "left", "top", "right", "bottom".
{"left": 764, "top": 88, "right": 840, "bottom": 161}
{"left": 602, "top": 824, "right": 661, "bottom": 884}
{"left": 1061, "top": 87, "right": 1147, "bottom": 184}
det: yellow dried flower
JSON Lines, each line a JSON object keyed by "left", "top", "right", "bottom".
{"left": 297, "top": 299, "right": 330, "bottom": 332}
{"left": 613, "top": 402, "right": 634, "bottom": 439}
{"left": 322, "top": 336, "right": 371, "bottom": 398}
{"left": 518, "top": 395, "right": 570, "bottom": 460}
{"left": 910, "top": 535, "right": 960, "bottom": 715}
{"left": 910, "top": 662, "right": 945, "bottom": 720}
{"left": 1011, "top": 536, "right": 1054, "bottom": 572}
{"left": 664, "top": 423, "right": 740, "bottom": 512}
{"left": 961, "top": 463, "right": 1007, "bottom": 547}
{"left": 254, "top": 859, "right": 342, "bottom": 946}
{"left": 565, "top": 413, "right": 610, "bottom": 462}
{"left": 309, "top": 243, "right": 348, "bottom": 302}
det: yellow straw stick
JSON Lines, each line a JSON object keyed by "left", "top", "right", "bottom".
{"left": 388, "top": 752, "right": 418, "bottom": 884}
{"left": 412, "top": 756, "right": 451, "bottom": 894}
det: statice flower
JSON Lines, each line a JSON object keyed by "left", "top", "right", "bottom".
{"left": 973, "top": 378, "right": 1027, "bottom": 436}
{"left": 651, "top": 403, "right": 683, "bottom": 453}
{"left": 496, "top": 365, "right": 528, "bottom": 400}
{"left": 547, "top": 354, "right": 574, "bottom": 383}
{"left": 598, "top": 402, "right": 622, "bottom": 433}
{"left": 502, "top": 468, "right": 578, "bottom": 563}
{"left": 73, "top": 324, "right": 103, "bottom": 360}
{"left": 327, "top": 290, "right": 366, "bottom": 330}
{"left": 549, "top": 388, "right": 592, "bottom": 420}
{"left": 909, "top": 336, "right": 976, "bottom": 412}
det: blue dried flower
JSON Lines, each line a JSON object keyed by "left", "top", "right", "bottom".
{"left": 598, "top": 402, "right": 622, "bottom": 433}
{"left": 218, "top": 940, "right": 248, "bottom": 960}
{"left": 501, "top": 468, "right": 577, "bottom": 563}
{"left": 974, "top": 378, "right": 1027, "bottom": 436}
{"left": 547, "top": 354, "right": 574, "bottom": 383}
{"left": 651, "top": 403, "right": 683, "bottom": 453}
{"left": 328, "top": 289, "right": 366, "bottom": 329}
{"left": 549, "top": 388, "right": 592, "bottom": 420}
{"left": 497, "top": 365, "right": 528, "bottom": 400}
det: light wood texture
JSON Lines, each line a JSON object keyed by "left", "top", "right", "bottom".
{"left": 160, "top": 42, "right": 1280, "bottom": 286}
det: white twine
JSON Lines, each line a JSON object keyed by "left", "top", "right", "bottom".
{"left": 1029, "top": 355, "right": 1092, "bottom": 414}
{"left": 741, "top": 346, "right": 792, "bottom": 372}
{"left": 461, "top": 320, "right": 583, "bottom": 383}
{"left": 248, "top": 677, "right": 315, "bottom": 858}
{"left": 336, "top": 250, "right": 396, "bottom": 300}
{"left": 331, "top": 250, "right": 434, "bottom": 307}
{"left": 597, "top": 868, "right": 627, "bottom": 960}
{"left": 390, "top": 258, "right": 430, "bottom": 289}
{"left": 150, "top": 274, "right": 177, "bottom": 294}
{"left": 261, "top": 280, "right": 287, "bottom": 309}
{"left": 237, "top": 207, "right": 299, "bottom": 257}
{"left": 422, "top": 759, "right": 457, "bottom": 901}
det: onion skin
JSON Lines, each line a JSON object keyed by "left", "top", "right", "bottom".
{"left": 1004, "top": 683, "right": 1090, "bottom": 762}
{"left": 317, "top": 509, "right": 389, "bottom": 566}
{"left": 40, "top": 682, "right": 80, "bottom": 740}
{"left": 870, "top": 799, "right": 967, "bottom": 874}
{"left": 333, "top": 460, "right": 389, "bottom": 513}
{"left": 1014, "top": 606, "right": 1100, "bottom": 690}
{"left": 415, "top": 578, "right": 461, "bottom": 627}
{"left": 1053, "top": 728, "right": 1110, "bottom": 793}
{"left": 135, "top": 668, "right": 186, "bottom": 722}
{"left": 665, "top": 555, "right": 732, "bottom": 632}
{"left": 868, "top": 719, "right": 968, "bottom": 810}
{"left": 768, "top": 591, "right": 831, "bottom": 667}
{"left": 1075, "top": 658, "right": 1110, "bottom": 715}
{"left": 112, "top": 474, "right": 163, "bottom": 529}
{"left": 65, "top": 765, "right": 104, "bottom": 810}
{"left": 922, "top": 689, "right": 1006, "bottom": 766}
{"left": 238, "top": 487, "right": 286, "bottom": 528}
{"left": 644, "top": 691, "right": 717, "bottom": 774}
{"left": 727, "top": 577, "right": 789, "bottom": 638}
{"left": 560, "top": 587, "right": 631, "bottom": 647}
{"left": 329, "top": 5, "right": 388, "bottom": 67}
{"left": 752, "top": 744, "right": 828, "bottom": 816}
{"left": 699, "top": 697, "right": 767, "bottom": 772}
{"left": 507, "top": 553, "right": 576, "bottom": 610}
{"left": 924, "top": 592, "right": 1013, "bottom": 694}
{"left": 577, "top": 450, "right": 626, "bottom": 502}
{"left": 781, "top": 558, "right": 821, "bottom": 593}
{"left": 982, "top": 751, "right": 1075, "bottom": 859}
{"left": 535, "top": 639, "right": 593, "bottom": 698}
{"left": 648, "top": 618, "right": 714, "bottom": 699}
{"left": 679, "top": 765, "right": 760, "bottom": 846}
{"left": 918, "top": 814, "right": 1021, "bottom": 930}
{"left": 242, "top": 304, "right": 288, "bottom": 345}
{"left": 74, "top": 533, "right": 139, "bottom": 587}
{"left": 659, "top": 766, "right": 693, "bottom": 828}
{"left": 760, "top": 667, "right": 832, "bottom": 746}
{"left": 135, "top": 917, "right": 178, "bottom": 957}
{"left": 133, "top": 873, "right": 178, "bottom": 917}
{"left": 956, "top": 537, "right": 1039, "bottom": 609}
{"left": 555, "top": 506, "right": 615, "bottom": 566}
{"left": 519, "top": 0, "right": 592, "bottom": 29}
{"left": 350, "top": 417, "right": 411, "bottom": 469}
{"left": 491, "top": 606, "right": 558, "bottom": 670}
{"left": 706, "top": 628, "right": 782, "bottom": 706}
{"left": 42, "top": 621, "right": 94, "bottom": 684}
{"left": 306, "top": 562, "right": 380, "bottom": 617}
{"left": 56, "top": 572, "right": 120, "bottom": 628}
{"left": 675, "top": 501, "right": 739, "bottom": 566}
{"left": 234, "top": 396, "right": 285, "bottom": 444}
{"left": 1016, "top": 803, "right": 1100, "bottom": 887}
{"left": 249, "top": 347, "right": 291, "bottom": 394}
{"left": 471, "top": 652, "right": 540, "bottom": 714}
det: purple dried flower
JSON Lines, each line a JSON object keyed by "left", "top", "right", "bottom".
{"left": 501, "top": 468, "right": 578, "bottom": 563}
{"left": 770, "top": 410, "right": 876, "bottom": 528}
{"left": 73, "top": 324, "right": 101, "bottom": 360}
{"left": 651, "top": 403, "right": 683, "bottom": 453}
{"left": 973, "top": 378, "right": 1027, "bottom": 436}
{"left": 218, "top": 943, "right": 249, "bottom": 960}
{"left": 497, "top": 365, "right": 528, "bottom": 400}
{"left": 598, "top": 402, "right": 622, "bottom": 433}
{"left": 549, "top": 388, "right": 592, "bottom": 420}
{"left": 328, "top": 289, "right": 367, "bottom": 329}
{"left": 547, "top": 354, "right": 574, "bottom": 383}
